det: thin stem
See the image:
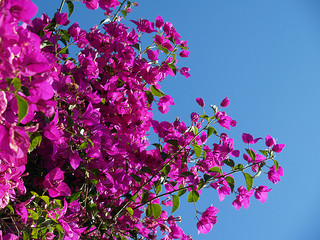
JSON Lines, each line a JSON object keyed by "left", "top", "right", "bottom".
{"left": 111, "top": 0, "right": 127, "bottom": 22}
{"left": 58, "top": 0, "right": 67, "bottom": 13}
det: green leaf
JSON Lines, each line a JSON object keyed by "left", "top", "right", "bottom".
{"left": 189, "top": 126, "right": 198, "bottom": 135}
{"left": 40, "top": 196, "right": 50, "bottom": 205}
{"left": 67, "top": 191, "right": 81, "bottom": 203}
{"left": 273, "top": 159, "right": 279, "bottom": 171}
{"left": 152, "top": 143, "right": 163, "bottom": 151}
{"left": 29, "top": 132, "right": 42, "bottom": 152}
{"left": 208, "top": 167, "right": 222, "bottom": 174}
{"left": 31, "top": 227, "right": 39, "bottom": 239}
{"left": 6, "top": 205, "right": 15, "bottom": 214}
{"left": 243, "top": 172, "right": 253, "bottom": 191}
{"left": 15, "top": 94, "right": 28, "bottom": 123}
{"left": 141, "top": 191, "right": 149, "bottom": 204}
{"left": 58, "top": 47, "right": 69, "bottom": 55}
{"left": 130, "top": 174, "right": 142, "bottom": 183}
{"left": 168, "top": 64, "right": 177, "bottom": 75}
{"left": 233, "top": 164, "right": 243, "bottom": 171}
{"left": 199, "top": 115, "right": 209, "bottom": 121}
{"left": 172, "top": 195, "right": 180, "bottom": 213}
{"left": 121, "top": 10, "right": 128, "bottom": 18}
{"left": 59, "top": 29, "right": 71, "bottom": 42}
{"left": 192, "top": 144, "right": 202, "bottom": 159}
{"left": 145, "top": 90, "right": 153, "bottom": 105}
{"left": 55, "top": 224, "right": 64, "bottom": 240}
{"left": 23, "top": 231, "right": 29, "bottom": 240}
{"left": 28, "top": 209, "right": 39, "bottom": 221}
{"left": 139, "top": 166, "right": 153, "bottom": 174}
{"left": 36, "top": 216, "right": 46, "bottom": 225}
{"left": 40, "top": 40, "right": 54, "bottom": 49}
{"left": 31, "top": 191, "right": 39, "bottom": 197}
{"left": 160, "top": 152, "right": 170, "bottom": 161}
{"left": 203, "top": 174, "right": 212, "bottom": 182}
{"left": 225, "top": 176, "right": 235, "bottom": 192}
{"left": 207, "top": 126, "right": 217, "bottom": 137}
{"left": 126, "top": 207, "right": 133, "bottom": 216}
{"left": 157, "top": 44, "right": 169, "bottom": 55}
{"left": 246, "top": 148, "right": 256, "bottom": 161}
{"left": 130, "top": 193, "right": 138, "bottom": 202}
{"left": 176, "top": 185, "right": 186, "bottom": 197}
{"left": 78, "top": 141, "right": 88, "bottom": 150}
{"left": 197, "top": 179, "right": 206, "bottom": 190}
{"left": 223, "top": 158, "right": 235, "bottom": 168}
{"left": 132, "top": 43, "right": 141, "bottom": 52}
{"left": 12, "top": 77, "right": 21, "bottom": 91}
{"left": 167, "top": 139, "right": 178, "bottom": 146}
{"left": 161, "top": 164, "right": 171, "bottom": 176}
{"left": 155, "top": 183, "right": 162, "bottom": 195}
{"left": 147, "top": 204, "right": 162, "bottom": 219}
{"left": 188, "top": 190, "right": 200, "bottom": 203}
{"left": 180, "top": 171, "right": 194, "bottom": 177}
{"left": 259, "top": 149, "right": 268, "bottom": 157}
{"left": 150, "top": 85, "right": 165, "bottom": 97}
{"left": 66, "top": 0, "right": 74, "bottom": 17}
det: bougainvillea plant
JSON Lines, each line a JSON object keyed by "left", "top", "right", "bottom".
{"left": 0, "top": 0, "right": 285, "bottom": 239}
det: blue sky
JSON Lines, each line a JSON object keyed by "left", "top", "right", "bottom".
{"left": 32, "top": 1, "right": 320, "bottom": 239}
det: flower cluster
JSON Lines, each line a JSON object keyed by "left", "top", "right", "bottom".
{"left": 0, "top": 0, "right": 285, "bottom": 239}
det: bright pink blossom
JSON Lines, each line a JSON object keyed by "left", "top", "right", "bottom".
{"left": 232, "top": 186, "right": 254, "bottom": 210}
{"left": 180, "top": 67, "right": 191, "bottom": 79}
{"left": 254, "top": 185, "right": 272, "bottom": 203}
{"left": 55, "top": 12, "right": 70, "bottom": 26}
{"left": 146, "top": 49, "right": 159, "bottom": 61}
{"left": 220, "top": 97, "right": 230, "bottom": 107}
{"left": 156, "top": 15, "right": 164, "bottom": 28}
{"left": 272, "top": 143, "right": 285, "bottom": 153}
{"left": 43, "top": 167, "right": 71, "bottom": 197}
{"left": 158, "top": 95, "right": 174, "bottom": 114}
{"left": 242, "top": 133, "right": 262, "bottom": 144}
{"left": 265, "top": 135, "right": 276, "bottom": 147}
{"left": 83, "top": 0, "right": 99, "bottom": 10}
{"left": 7, "top": 0, "right": 38, "bottom": 22}
{"left": 180, "top": 50, "right": 190, "bottom": 58}
{"left": 196, "top": 98, "right": 205, "bottom": 107}
{"left": 197, "top": 206, "right": 218, "bottom": 234}
{"left": 268, "top": 165, "right": 284, "bottom": 184}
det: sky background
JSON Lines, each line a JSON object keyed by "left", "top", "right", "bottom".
{"left": 32, "top": 1, "right": 320, "bottom": 239}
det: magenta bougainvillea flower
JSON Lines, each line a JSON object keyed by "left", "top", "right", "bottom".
{"left": 83, "top": 0, "right": 99, "bottom": 10}
{"left": 242, "top": 133, "right": 262, "bottom": 144}
{"left": 146, "top": 49, "right": 159, "bottom": 61}
{"left": 265, "top": 135, "right": 276, "bottom": 147}
{"left": 272, "top": 143, "right": 285, "bottom": 153}
{"left": 254, "top": 185, "right": 272, "bottom": 203}
{"left": 220, "top": 96, "right": 230, "bottom": 107}
{"left": 42, "top": 167, "right": 71, "bottom": 197}
{"left": 268, "top": 165, "right": 284, "bottom": 183}
{"left": 55, "top": 12, "right": 70, "bottom": 26}
{"left": 158, "top": 95, "right": 175, "bottom": 114}
{"left": 156, "top": 15, "right": 164, "bottom": 28}
{"left": 197, "top": 206, "right": 219, "bottom": 234}
{"left": 265, "top": 135, "right": 285, "bottom": 152}
{"left": 7, "top": 0, "right": 38, "bottom": 22}
{"left": 232, "top": 186, "right": 254, "bottom": 210}
{"left": 179, "top": 50, "right": 190, "bottom": 58}
{"left": 180, "top": 67, "right": 191, "bottom": 79}
{"left": 196, "top": 97, "right": 205, "bottom": 107}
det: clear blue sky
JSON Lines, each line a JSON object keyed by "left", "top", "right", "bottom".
{"left": 33, "top": 1, "right": 320, "bottom": 239}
